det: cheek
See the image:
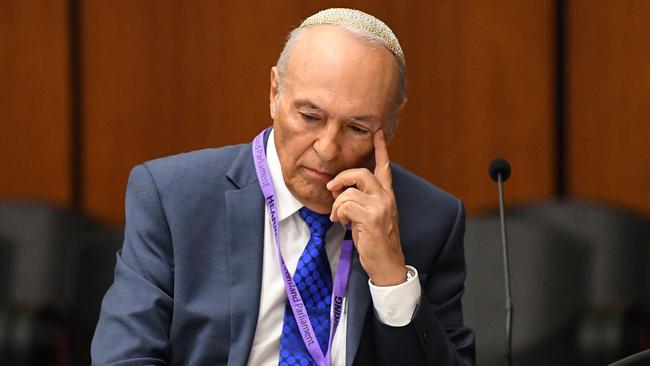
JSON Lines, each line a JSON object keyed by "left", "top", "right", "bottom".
{"left": 276, "top": 131, "right": 312, "bottom": 172}
{"left": 343, "top": 140, "right": 375, "bottom": 167}
{"left": 276, "top": 110, "right": 309, "bottom": 144}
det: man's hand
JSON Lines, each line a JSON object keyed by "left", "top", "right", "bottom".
{"left": 326, "top": 129, "right": 406, "bottom": 286}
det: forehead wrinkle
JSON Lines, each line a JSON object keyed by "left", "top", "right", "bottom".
{"left": 286, "top": 27, "right": 395, "bottom": 93}
{"left": 294, "top": 99, "right": 324, "bottom": 112}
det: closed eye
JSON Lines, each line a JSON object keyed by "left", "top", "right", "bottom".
{"left": 300, "top": 112, "right": 321, "bottom": 122}
{"left": 349, "top": 124, "right": 370, "bottom": 135}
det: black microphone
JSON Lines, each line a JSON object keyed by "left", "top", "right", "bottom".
{"left": 489, "top": 158, "right": 511, "bottom": 183}
{"left": 489, "top": 158, "right": 514, "bottom": 366}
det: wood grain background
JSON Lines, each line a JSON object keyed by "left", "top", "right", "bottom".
{"left": 1, "top": 0, "right": 71, "bottom": 206}
{"left": 2, "top": 1, "right": 648, "bottom": 225}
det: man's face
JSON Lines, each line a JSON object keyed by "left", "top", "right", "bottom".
{"left": 269, "top": 26, "right": 401, "bottom": 213}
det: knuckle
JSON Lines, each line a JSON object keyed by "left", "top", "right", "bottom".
{"left": 338, "top": 201, "right": 350, "bottom": 214}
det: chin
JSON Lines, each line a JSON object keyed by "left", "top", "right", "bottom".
{"left": 306, "top": 191, "right": 334, "bottom": 211}
{"left": 312, "top": 197, "right": 335, "bottom": 214}
{"left": 306, "top": 202, "right": 334, "bottom": 215}
{"left": 292, "top": 185, "right": 334, "bottom": 213}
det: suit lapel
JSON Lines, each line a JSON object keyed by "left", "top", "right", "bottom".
{"left": 345, "top": 249, "right": 371, "bottom": 366}
{"left": 224, "top": 138, "right": 266, "bottom": 366}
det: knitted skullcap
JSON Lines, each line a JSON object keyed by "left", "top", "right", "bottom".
{"left": 299, "top": 8, "right": 404, "bottom": 65}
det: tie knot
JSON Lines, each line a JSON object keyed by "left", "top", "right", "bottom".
{"left": 298, "top": 207, "right": 333, "bottom": 238}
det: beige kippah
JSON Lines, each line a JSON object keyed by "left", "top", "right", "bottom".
{"left": 300, "top": 8, "right": 405, "bottom": 65}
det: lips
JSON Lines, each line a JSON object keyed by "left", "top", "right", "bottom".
{"left": 302, "top": 166, "right": 335, "bottom": 181}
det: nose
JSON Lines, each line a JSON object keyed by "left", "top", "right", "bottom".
{"left": 313, "top": 122, "right": 341, "bottom": 162}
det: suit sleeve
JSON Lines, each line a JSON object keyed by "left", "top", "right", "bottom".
{"left": 91, "top": 164, "right": 173, "bottom": 365}
{"left": 372, "top": 200, "right": 476, "bottom": 365}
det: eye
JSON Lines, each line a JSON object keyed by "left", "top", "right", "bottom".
{"left": 299, "top": 112, "right": 321, "bottom": 122}
{"left": 349, "top": 124, "right": 370, "bottom": 135}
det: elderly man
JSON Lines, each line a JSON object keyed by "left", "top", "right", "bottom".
{"left": 92, "top": 8, "right": 475, "bottom": 366}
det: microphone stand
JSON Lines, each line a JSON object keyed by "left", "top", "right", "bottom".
{"left": 497, "top": 173, "right": 513, "bottom": 366}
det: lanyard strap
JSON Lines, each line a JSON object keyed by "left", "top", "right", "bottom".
{"left": 252, "top": 129, "right": 353, "bottom": 366}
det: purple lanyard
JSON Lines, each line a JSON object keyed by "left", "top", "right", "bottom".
{"left": 252, "top": 129, "right": 354, "bottom": 366}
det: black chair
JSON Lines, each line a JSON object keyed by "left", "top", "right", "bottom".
{"left": 0, "top": 201, "right": 123, "bottom": 366}
{"left": 69, "top": 226, "right": 123, "bottom": 366}
{"left": 0, "top": 236, "right": 13, "bottom": 307}
{"left": 464, "top": 212, "right": 592, "bottom": 366}
{"left": 0, "top": 236, "right": 15, "bottom": 363}
{"left": 512, "top": 200, "right": 650, "bottom": 312}
{"left": 464, "top": 200, "right": 650, "bottom": 365}
{"left": 609, "top": 349, "right": 650, "bottom": 366}
{"left": 0, "top": 201, "right": 99, "bottom": 312}
{"left": 512, "top": 200, "right": 650, "bottom": 364}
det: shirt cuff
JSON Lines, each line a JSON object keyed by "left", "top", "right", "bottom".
{"left": 368, "top": 265, "right": 421, "bottom": 327}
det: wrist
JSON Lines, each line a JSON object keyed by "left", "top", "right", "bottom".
{"left": 370, "top": 266, "right": 407, "bottom": 286}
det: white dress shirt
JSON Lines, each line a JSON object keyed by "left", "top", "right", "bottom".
{"left": 246, "top": 130, "right": 421, "bottom": 366}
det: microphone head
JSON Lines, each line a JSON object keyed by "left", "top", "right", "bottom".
{"left": 489, "top": 158, "right": 511, "bottom": 182}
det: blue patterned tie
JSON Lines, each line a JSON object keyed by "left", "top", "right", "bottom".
{"left": 278, "top": 207, "right": 334, "bottom": 366}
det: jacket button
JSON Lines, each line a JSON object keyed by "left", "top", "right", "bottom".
{"left": 422, "top": 332, "right": 429, "bottom": 343}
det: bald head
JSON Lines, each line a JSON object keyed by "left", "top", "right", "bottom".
{"left": 283, "top": 25, "right": 399, "bottom": 117}
{"left": 274, "top": 10, "right": 406, "bottom": 134}
{"left": 299, "top": 8, "right": 404, "bottom": 65}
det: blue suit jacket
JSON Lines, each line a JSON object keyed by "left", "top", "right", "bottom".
{"left": 91, "top": 136, "right": 475, "bottom": 365}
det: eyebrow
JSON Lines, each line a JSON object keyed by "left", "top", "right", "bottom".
{"left": 293, "top": 99, "right": 380, "bottom": 123}
{"left": 294, "top": 99, "right": 325, "bottom": 114}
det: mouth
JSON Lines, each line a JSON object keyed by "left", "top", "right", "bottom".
{"left": 302, "top": 166, "right": 335, "bottom": 181}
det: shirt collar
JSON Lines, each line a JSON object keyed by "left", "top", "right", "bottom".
{"left": 267, "top": 129, "right": 304, "bottom": 221}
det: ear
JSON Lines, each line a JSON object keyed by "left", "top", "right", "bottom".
{"left": 397, "top": 96, "right": 408, "bottom": 114}
{"left": 269, "top": 66, "right": 280, "bottom": 120}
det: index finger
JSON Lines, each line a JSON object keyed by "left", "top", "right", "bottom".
{"left": 373, "top": 128, "right": 392, "bottom": 189}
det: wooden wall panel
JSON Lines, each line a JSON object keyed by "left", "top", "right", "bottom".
{"left": 390, "top": 1, "right": 556, "bottom": 213}
{"left": 82, "top": 1, "right": 287, "bottom": 224}
{"left": 82, "top": 1, "right": 556, "bottom": 224}
{"left": 568, "top": 1, "right": 650, "bottom": 216}
{"left": 0, "top": 0, "right": 70, "bottom": 206}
